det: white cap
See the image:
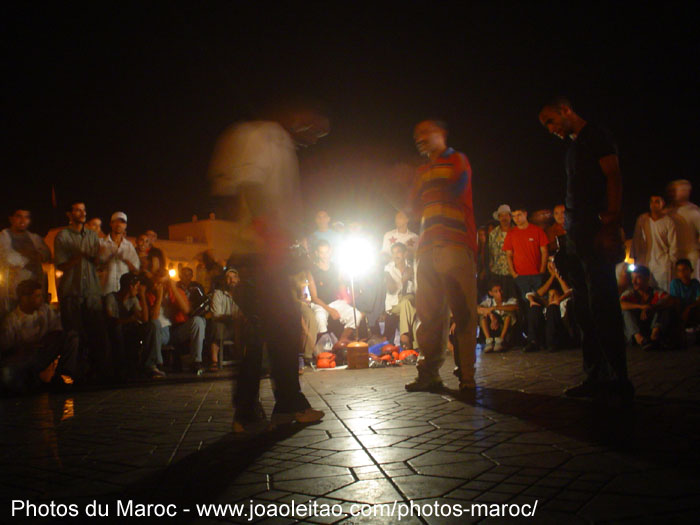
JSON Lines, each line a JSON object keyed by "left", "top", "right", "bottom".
{"left": 111, "top": 211, "right": 127, "bottom": 222}
{"left": 492, "top": 204, "right": 511, "bottom": 220}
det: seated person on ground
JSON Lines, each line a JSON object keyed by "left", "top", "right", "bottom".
{"left": 177, "top": 267, "right": 208, "bottom": 317}
{"left": 104, "top": 272, "right": 161, "bottom": 379}
{"left": 478, "top": 282, "right": 518, "bottom": 353}
{"left": 383, "top": 242, "right": 417, "bottom": 348}
{"left": 308, "top": 240, "right": 362, "bottom": 340}
{"left": 147, "top": 268, "right": 206, "bottom": 374}
{"left": 536, "top": 257, "right": 574, "bottom": 351}
{"left": 620, "top": 265, "right": 676, "bottom": 351}
{"left": 208, "top": 268, "right": 242, "bottom": 370}
{"left": 670, "top": 258, "right": 700, "bottom": 332}
{"left": 0, "top": 280, "right": 78, "bottom": 393}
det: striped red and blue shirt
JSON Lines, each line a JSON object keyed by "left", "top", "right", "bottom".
{"left": 410, "top": 147, "right": 477, "bottom": 256}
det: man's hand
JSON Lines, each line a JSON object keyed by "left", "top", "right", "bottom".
{"left": 640, "top": 304, "right": 652, "bottom": 321}
{"left": 511, "top": 271, "right": 519, "bottom": 279}
{"left": 328, "top": 308, "right": 341, "bottom": 321}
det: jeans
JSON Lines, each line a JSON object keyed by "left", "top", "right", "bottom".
{"left": 159, "top": 316, "right": 206, "bottom": 363}
{"left": 622, "top": 308, "right": 672, "bottom": 342}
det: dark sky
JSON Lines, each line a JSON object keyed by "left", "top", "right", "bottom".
{"left": 3, "top": 3, "right": 698, "bottom": 239}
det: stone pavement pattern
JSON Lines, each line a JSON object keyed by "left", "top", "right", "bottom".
{"left": 1, "top": 346, "right": 700, "bottom": 524}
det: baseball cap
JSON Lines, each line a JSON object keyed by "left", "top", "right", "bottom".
{"left": 111, "top": 211, "right": 127, "bottom": 222}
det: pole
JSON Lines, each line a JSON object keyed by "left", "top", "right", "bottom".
{"left": 350, "top": 274, "right": 358, "bottom": 341}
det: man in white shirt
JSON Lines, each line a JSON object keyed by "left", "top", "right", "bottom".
{"left": 209, "top": 268, "right": 241, "bottom": 370}
{"left": 667, "top": 179, "right": 700, "bottom": 280}
{"left": 381, "top": 210, "right": 419, "bottom": 261}
{"left": 100, "top": 212, "right": 140, "bottom": 295}
{"left": 631, "top": 195, "right": 678, "bottom": 291}
{"left": 383, "top": 242, "right": 417, "bottom": 347}
{"left": 477, "top": 283, "right": 519, "bottom": 353}
{"left": 1, "top": 280, "right": 78, "bottom": 392}
{"left": 0, "top": 208, "right": 52, "bottom": 314}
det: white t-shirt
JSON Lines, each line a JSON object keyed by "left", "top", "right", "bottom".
{"left": 0, "top": 304, "right": 61, "bottom": 350}
{"left": 479, "top": 296, "right": 517, "bottom": 314}
{"left": 384, "top": 261, "right": 415, "bottom": 311}
{"left": 381, "top": 229, "right": 419, "bottom": 259}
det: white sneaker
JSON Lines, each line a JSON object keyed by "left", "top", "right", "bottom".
{"left": 483, "top": 338, "right": 495, "bottom": 353}
{"left": 494, "top": 337, "right": 505, "bottom": 352}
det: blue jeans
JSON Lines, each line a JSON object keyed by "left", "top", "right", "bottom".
{"left": 158, "top": 316, "right": 206, "bottom": 364}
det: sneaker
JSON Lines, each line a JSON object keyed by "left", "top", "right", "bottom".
{"left": 270, "top": 408, "right": 325, "bottom": 426}
{"left": 563, "top": 380, "right": 600, "bottom": 398}
{"left": 493, "top": 337, "right": 505, "bottom": 352}
{"left": 192, "top": 362, "right": 205, "bottom": 376}
{"left": 148, "top": 365, "right": 166, "bottom": 379}
{"left": 405, "top": 377, "right": 444, "bottom": 392}
{"left": 523, "top": 342, "right": 540, "bottom": 353}
{"left": 483, "top": 338, "right": 495, "bottom": 353}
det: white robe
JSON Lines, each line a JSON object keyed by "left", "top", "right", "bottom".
{"left": 669, "top": 202, "right": 700, "bottom": 279}
{"left": 631, "top": 213, "right": 677, "bottom": 291}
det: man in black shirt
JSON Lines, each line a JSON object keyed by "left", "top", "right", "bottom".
{"left": 539, "top": 97, "right": 633, "bottom": 405}
{"left": 308, "top": 240, "right": 362, "bottom": 339}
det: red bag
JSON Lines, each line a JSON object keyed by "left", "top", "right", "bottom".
{"left": 317, "top": 352, "right": 336, "bottom": 368}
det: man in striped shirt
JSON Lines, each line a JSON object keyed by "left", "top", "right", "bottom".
{"left": 405, "top": 120, "right": 478, "bottom": 394}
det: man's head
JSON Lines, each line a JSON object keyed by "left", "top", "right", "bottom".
{"left": 66, "top": 201, "right": 87, "bottom": 225}
{"left": 511, "top": 207, "right": 529, "bottom": 227}
{"left": 179, "top": 267, "right": 194, "bottom": 286}
{"left": 9, "top": 209, "right": 31, "bottom": 232}
{"left": 538, "top": 97, "right": 577, "bottom": 140}
{"left": 395, "top": 210, "right": 409, "bottom": 231}
{"left": 493, "top": 204, "right": 512, "bottom": 228}
{"left": 676, "top": 259, "right": 694, "bottom": 282}
{"left": 553, "top": 204, "right": 566, "bottom": 226}
{"left": 16, "top": 279, "right": 43, "bottom": 312}
{"left": 86, "top": 217, "right": 102, "bottom": 235}
{"left": 391, "top": 242, "right": 408, "bottom": 268}
{"left": 136, "top": 233, "right": 151, "bottom": 253}
{"left": 145, "top": 230, "right": 157, "bottom": 244}
{"left": 119, "top": 272, "right": 140, "bottom": 297}
{"left": 224, "top": 268, "right": 240, "bottom": 289}
{"left": 414, "top": 120, "right": 448, "bottom": 158}
{"left": 315, "top": 210, "right": 331, "bottom": 232}
{"left": 110, "top": 212, "right": 128, "bottom": 235}
{"left": 488, "top": 283, "right": 504, "bottom": 302}
{"left": 631, "top": 265, "right": 651, "bottom": 291}
{"left": 315, "top": 239, "right": 332, "bottom": 265}
{"left": 667, "top": 179, "right": 692, "bottom": 205}
{"left": 649, "top": 195, "right": 665, "bottom": 214}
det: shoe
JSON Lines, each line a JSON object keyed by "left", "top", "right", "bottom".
{"left": 192, "top": 362, "right": 205, "bottom": 376}
{"left": 493, "top": 337, "right": 505, "bottom": 352}
{"left": 458, "top": 380, "right": 477, "bottom": 401}
{"left": 147, "top": 365, "right": 166, "bottom": 379}
{"left": 270, "top": 408, "right": 325, "bottom": 426}
{"left": 207, "top": 362, "right": 220, "bottom": 372}
{"left": 483, "top": 338, "right": 495, "bottom": 353}
{"left": 642, "top": 340, "right": 658, "bottom": 352}
{"left": 405, "top": 377, "right": 444, "bottom": 392}
{"left": 564, "top": 380, "right": 600, "bottom": 398}
{"left": 523, "top": 342, "right": 539, "bottom": 353}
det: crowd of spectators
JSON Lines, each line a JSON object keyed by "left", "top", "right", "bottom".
{"left": 1, "top": 178, "right": 699, "bottom": 394}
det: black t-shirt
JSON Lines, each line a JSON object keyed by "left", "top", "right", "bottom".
{"left": 565, "top": 123, "right": 617, "bottom": 235}
{"left": 311, "top": 264, "right": 340, "bottom": 305}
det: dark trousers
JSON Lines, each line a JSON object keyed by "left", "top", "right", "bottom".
{"left": 0, "top": 330, "right": 79, "bottom": 394}
{"left": 562, "top": 236, "right": 628, "bottom": 383}
{"left": 526, "top": 304, "right": 544, "bottom": 345}
{"left": 108, "top": 320, "right": 157, "bottom": 378}
{"left": 231, "top": 257, "right": 311, "bottom": 420}
{"left": 60, "top": 295, "right": 111, "bottom": 379}
{"left": 545, "top": 305, "right": 570, "bottom": 349}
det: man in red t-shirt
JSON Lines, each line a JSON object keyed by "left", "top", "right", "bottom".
{"left": 503, "top": 206, "right": 549, "bottom": 352}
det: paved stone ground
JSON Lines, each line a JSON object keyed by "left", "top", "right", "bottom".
{"left": 1, "top": 344, "right": 700, "bottom": 524}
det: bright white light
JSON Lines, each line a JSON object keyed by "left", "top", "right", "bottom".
{"left": 168, "top": 268, "right": 177, "bottom": 278}
{"left": 627, "top": 264, "right": 636, "bottom": 272}
{"left": 337, "top": 236, "right": 376, "bottom": 278}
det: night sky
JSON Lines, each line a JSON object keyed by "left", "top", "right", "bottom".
{"left": 3, "top": 3, "right": 698, "bottom": 240}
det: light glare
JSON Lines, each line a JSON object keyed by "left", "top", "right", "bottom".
{"left": 337, "top": 236, "right": 375, "bottom": 278}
